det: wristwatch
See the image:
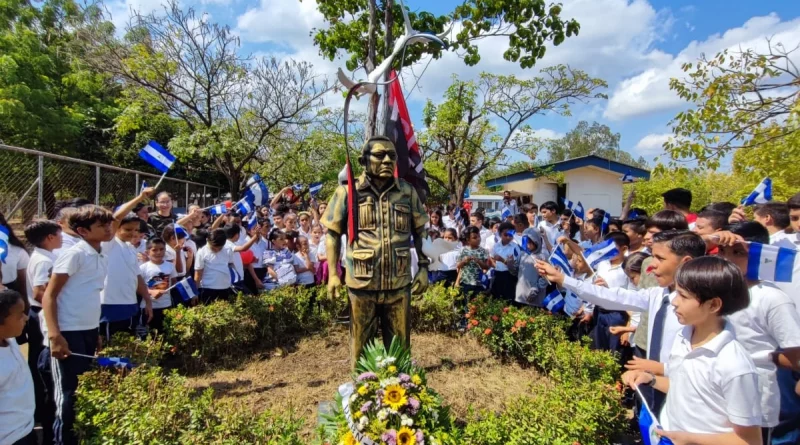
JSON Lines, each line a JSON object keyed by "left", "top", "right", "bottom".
{"left": 645, "top": 371, "right": 657, "bottom": 387}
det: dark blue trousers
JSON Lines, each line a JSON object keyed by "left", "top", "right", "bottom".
{"left": 50, "top": 329, "right": 98, "bottom": 445}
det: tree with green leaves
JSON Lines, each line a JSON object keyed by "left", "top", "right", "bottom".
{"left": 419, "top": 67, "right": 607, "bottom": 206}
{"left": 79, "top": 0, "right": 329, "bottom": 194}
{"left": 312, "top": 0, "right": 581, "bottom": 136}
{"left": 665, "top": 38, "right": 800, "bottom": 169}
{"left": 530, "top": 120, "right": 647, "bottom": 167}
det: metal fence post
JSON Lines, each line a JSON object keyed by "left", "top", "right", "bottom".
{"left": 37, "top": 155, "right": 44, "bottom": 218}
{"left": 135, "top": 173, "right": 139, "bottom": 195}
{"left": 203, "top": 186, "right": 207, "bottom": 207}
{"left": 185, "top": 182, "right": 189, "bottom": 209}
{"left": 95, "top": 166, "right": 101, "bottom": 204}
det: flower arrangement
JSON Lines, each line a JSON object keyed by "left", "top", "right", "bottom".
{"left": 323, "top": 337, "right": 459, "bottom": 445}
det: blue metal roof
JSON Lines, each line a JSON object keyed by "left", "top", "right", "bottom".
{"left": 485, "top": 155, "right": 651, "bottom": 188}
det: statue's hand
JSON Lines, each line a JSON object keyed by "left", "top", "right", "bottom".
{"left": 411, "top": 266, "right": 429, "bottom": 295}
{"left": 327, "top": 274, "right": 342, "bottom": 299}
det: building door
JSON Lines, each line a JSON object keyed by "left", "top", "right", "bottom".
{"left": 557, "top": 184, "right": 567, "bottom": 210}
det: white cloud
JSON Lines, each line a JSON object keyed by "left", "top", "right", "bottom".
{"left": 633, "top": 132, "right": 670, "bottom": 159}
{"left": 235, "top": 0, "right": 325, "bottom": 46}
{"left": 532, "top": 128, "right": 564, "bottom": 140}
{"left": 605, "top": 14, "right": 800, "bottom": 120}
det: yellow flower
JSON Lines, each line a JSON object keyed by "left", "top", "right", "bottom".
{"left": 397, "top": 426, "right": 416, "bottom": 445}
{"left": 383, "top": 384, "right": 408, "bottom": 411}
{"left": 341, "top": 431, "right": 358, "bottom": 445}
{"left": 358, "top": 385, "right": 368, "bottom": 395}
{"left": 353, "top": 410, "right": 362, "bottom": 419}
{"left": 388, "top": 365, "right": 397, "bottom": 373}
{"left": 411, "top": 374, "right": 422, "bottom": 385}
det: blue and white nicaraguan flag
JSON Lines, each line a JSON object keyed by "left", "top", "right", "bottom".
{"left": 746, "top": 242, "right": 796, "bottom": 283}
{"left": 293, "top": 184, "right": 304, "bottom": 191}
{"left": 174, "top": 224, "right": 189, "bottom": 239}
{"left": 140, "top": 180, "right": 148, "bottom": 194}
{"left": 96, "top": 357, "right": 133, "bottom": 370}
{"left": 229, "top": 266, "right": 243, "bottom": 284}
{"left": 209, "top": 204, "right": 227, "bottom": 216}
{"left": 0, "top": 225, "right": 9, "bottom": 263}
{"left": 175, "top": 277, "right": 199, "bottom": 302}
{"left": 501, "top": 206, "right": 512, "bottom": 219}
{"left": 635, "top": 385, "right": 674, "bottom": 445}
{"left": 246, "top": 212, "right": 258, "bottom": 231}
{"left": 562, "top": 197, "right": 574, "bottom": 211}
{"left": 621, "top": 169, "right": 635, "bottom": 183}
{"left": 741, "top": 177, "right": 772, "bottom": 206}
{"left": 244, "top": 174, "right": 269, "bottom": 206}
{"left": 234, "top": 198, "right": 255, "bottom": 216}
{"left": 584, "top": 238, "right": 620, "bottom": 269}
{"left": 309, "top": 182, "right": 323, "bottom": 197}
{"left": 573, "top": 201, "right": 585, "bottom": 221}
{"left": 601, "top": 212, "right": 611, "bottom": 234}
{"left": 138, "top": 141, "right": 175, "bottom": 174}
{"left": 549, "top": 245, "right": 574, "bottom": 276}
{"left": 543, "top": 289, "right": 565, "bottom": 313}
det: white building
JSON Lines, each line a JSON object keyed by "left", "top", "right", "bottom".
{"left": 485, "top": 155, "right": 650, "bottom": 216}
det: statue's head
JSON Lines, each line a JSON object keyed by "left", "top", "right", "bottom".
{"left": 359, "top": 136, "right": 397, "bottom": 180}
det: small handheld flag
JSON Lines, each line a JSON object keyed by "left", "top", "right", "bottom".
{"left": 140, "top": 180, "right": 148, "bottom": 194}
{"left": 244, "top": 174, "right": 269, "bottom": 206}
{"left": 245, "top": 173, "right": 262, "bottom": 187}
{"left": 97, "top": 357, "right": 133, "bottom": 370}
{"left": 741, "top": 177, "right": 772, "bottom": 206}
{"left": 174, "top": 224, "right": 189, "bottom": 239}
{"left": 246, "top": 212, "right": 258, "bottom": 231}
{"left": 234, "top": 198, "right": 255, "bottom": 216}
{"left": 501, "top": 206, "right": 512, "bottom": 220}
{"left": 139, "top": 141, "right": 175, "bottom": 188}
{"left": 293, "top": 184, "right": 304, "bottom": 191}
{"left": 562, "top": 198, "right": 574, "bottom": 211}
{"left": 174, "top": 277, "right": 198, "bottom": 302}
{"left": 309, "top": 182, "right": 323, "bottom": 197}
{"left": 543, "top": 289, "right": 565, "bottom": 313}
{"left": 230, "top": 266, "right": 242, "bottom": 284}
{"left": 634, "top": 385, "right": 674, "bottom": 445}
{"left": 621, "top": 169, "right": 635, "bottom": 183}
{"left": 573, "top": 202, "right": 585, "bottom": 221}
{"left": 209, "top": 204, "right": 228, "bottom": 216}
{"left": 746, "top": 242, "right": 796, "bottom": 283}
{"left": 584, "top": 238, "right": 620, "bottom": 269}
{"left": 0, "top": 225, "right": 9, "bottom": 263}
{"left": 601, "top": 212, "right": 611, "bottom": 234}
{"left": 549, "top": 245, "right": 574, "bottom": 276}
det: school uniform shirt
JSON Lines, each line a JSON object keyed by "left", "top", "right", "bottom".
{"left": 661, "top": 324, "right": 762, "bottom": 434}
{"left": 53, "top": 231, "right": 81, "bottom": 258}
{"left": 195, "top": 245, "right": 234, "bottom": 290}
{"left": 537, "top": 219, "right": 562, "bottom": 249}
{"left": 45, "top": 240, "right": 108, "bottom": 332}
{"left": 165, "top": 244, "right": 187, "bottom": 277}
{"left": 769, "top": 230, "right": 792, "bottom": 245}
{"left": 491, "top": 241, "right": 519, "bottom": 273}
{"left": 727, "top": 282, "right": 800, "bottom": 426}
{"left": 128, "top": 241, "right": 147, "bottom": 265}
{"left": 0, "top": 338, "right": 35, "bottom": 445}
{"left": 442, "top": 215, "right": 458, "bottom": 230}
{"left": 235, "top": 226, "right": 248, "bottom": 246}
{"left": 293, "top": 251, "right": 316, "bottom": 285}
{"left": 595, "top": 261, "right": 630, "bottom": 290}
{"left": 26, "top": 247, "right": 56, "bottom": 309}
{"left": 224, "top": 240, "right": 244, "bottom": 281}
{"left": 439, "top": 246, "right": 462, "bottom": 271}
{"left": 561, "top": 276, "right": 681, "bottom": 365}
{"left": 1, "top": 244, "right": 30, "bottom": 286}
{"left": 479, "top": 227, "right": 492, "bottom": 249}
{"left": 484, "top": 233, "right": 498, "bottom": 254}
{"left": 139, "top": 261, "right": 178, "bottom": 310}
{"left": 248, "top": 236, "right": 270, "bottom": 270}
{"left": 101, "top": 237, "right": 141, "bottom": 307}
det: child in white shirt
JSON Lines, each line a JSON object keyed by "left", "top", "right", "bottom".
{"left": 139, "top": 238, "right": 178, "bottom": 334}
{"left": 623, "top": 256, "right": 763, "bottom": 445}
{"left": 194, "top": 229, "right": 235, "bottom": 303}
{"left": 263, "top": 232, "right": 296, "bottom": 289}
{"left": 294, "top": 236, "right": 317, "bottom": 287}
{"left": 0, "top": 288, "right": 35, "bottom": 445}
{"left": 490, "top": 222, "right": 519, "bottom": 302}
{"left": 592, "top": 232, "right": 631, "bottom": 362}
{"left": 223, "top": 224, "right": 259, "bottom": 294}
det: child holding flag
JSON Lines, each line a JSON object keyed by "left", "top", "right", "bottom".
{"left": 490, "top": 222, "right": 519, "bottom": 302}
{"left": 623, "top": 256, "right": 763, "bottom": 445}
{"left": 139, "top": 238, "right": 177, "bottom": 334}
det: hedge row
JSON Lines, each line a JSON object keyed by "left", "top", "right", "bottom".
{"left": 75, "top": 285, "right": 628, "bottom": 444}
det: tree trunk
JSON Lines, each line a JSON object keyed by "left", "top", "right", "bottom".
{"left": 226, "top": 170, "right": 241, "bottom": 198}
{"left": 378, "top": 0, "right": 394, "bottom": 133}
{"left": 365, "top": 0, "right": 378, "bottom": 139}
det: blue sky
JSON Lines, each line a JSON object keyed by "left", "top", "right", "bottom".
{"left": 108, "top": 0, "right": 800, "bottom": 168}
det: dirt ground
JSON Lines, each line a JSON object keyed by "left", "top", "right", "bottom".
{"left": 186, "top": 326, "right": 544, "bottom": 438}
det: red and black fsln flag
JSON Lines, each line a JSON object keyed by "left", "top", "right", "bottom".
{"left": 385, "top": 70, "right": 430, "bottom": 204}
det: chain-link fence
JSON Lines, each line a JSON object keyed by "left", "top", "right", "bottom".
{"left": 0, "top": 144, "right": 223, "bottom": 235}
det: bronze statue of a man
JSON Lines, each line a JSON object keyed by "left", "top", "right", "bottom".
{"left": 321, "top": 136, "right": 429, "bottom": 368}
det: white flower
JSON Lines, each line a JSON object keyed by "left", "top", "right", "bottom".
{"left": 377, "top": 409, "right": 389, "bottom": 421}
{"left": 349, "top": 394, "right": 358, "bottom": 403}
{"left": 379, "top": 377, "right": 400, "bottom": 388}
{"left": 401, "top": 415, "right": 413, "bottom": 427}
{"left": 357, "top": 415, "right": 369, "bottom": 431}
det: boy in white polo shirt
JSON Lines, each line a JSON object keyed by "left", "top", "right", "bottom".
{"left": 23, "top": 219, "right": 62, "bottom": 443}
{"left": 0, "top": 288, "right": 36, "bottom": 445}
{"left": 41, "top": 204, "right": 115, "bottom": 445}
{"left": 99, "top": 188, "right": 156, "bottom": 343}
{"left": 223, "top": 224, "right": 259, "bottom": 293}
{"left": 624, "top": 256, "right": 762, "bottom": 445}
{"left": 194, "top": 228, "right": 235, "bottom": 303}
{"left": 139, "top": 238, "right": 177, "bottom": 334}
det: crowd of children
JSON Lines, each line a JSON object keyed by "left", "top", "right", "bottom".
{"left": 2, "top": 182, "right": 800, "bottom": 445}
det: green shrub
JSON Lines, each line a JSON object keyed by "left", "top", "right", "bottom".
{"left": 75, "top": 365, "right": 305, "bottom": 444}
{"left": 164, "top": 300, "right": 257, "bottom": 370}
{"left": 101, "top": 332, "right": 166, "bottom": 368}
{"left": 463, "top": 380, "right": 626, "bottom": 445}
{"left": 411, "top": 282, "right": 461, "bottom": 332}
